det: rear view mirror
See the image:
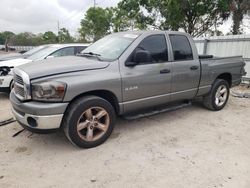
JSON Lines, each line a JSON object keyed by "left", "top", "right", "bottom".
{"left": 125, "top": 50, "right": 152, "bottom": 67}
{"left": 134, "top": 50, "right": 152, "bottom": 63}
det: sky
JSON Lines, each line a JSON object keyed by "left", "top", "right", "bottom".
{"left": 0, "top": 0, "right": 120, "bottom": 36}
{"left": 0, "top": 0, "right": 249, "bottom": 36}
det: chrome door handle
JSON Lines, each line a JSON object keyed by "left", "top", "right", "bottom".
{"left": 190, "top": 66, "right": 199, "bottom": 70}
{"left": 160, "top": 69, "right": 171, "bottom": 74}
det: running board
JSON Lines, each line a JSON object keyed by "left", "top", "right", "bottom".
{"left": 123, "top": 101, "right": 192, "bottom": 120}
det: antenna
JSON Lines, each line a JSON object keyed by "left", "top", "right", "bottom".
{"left": 57, "top": 20, "right": 60, "bottom": 43}
{"left": 94, "top": 0, "right": 97, "bottom": 8}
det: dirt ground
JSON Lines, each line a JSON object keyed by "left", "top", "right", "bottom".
{"left": 0, "top": 89, "right": 250, "bottom": 188}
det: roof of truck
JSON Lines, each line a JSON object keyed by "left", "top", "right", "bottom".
{"left": 112, "top": 30, "right": 191, "bottom": 37}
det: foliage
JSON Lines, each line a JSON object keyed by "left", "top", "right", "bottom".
{"left": 0, "top": 28, "right": 74, "bottom": 46}
{"left": 79, "top": 7, "right": 112, "bottom": 41}
{"left": 113, "top": 0, "right": 231, "bottom": 37}
{"left": 229, "top": 0, "right": 250, "bottom": 34}
{"left": 112, "top": 1, "right": 154, "bottom": 31}
{"left": 58, "top": 28, "right": 74, "bottom": 43}
{"left": 0, "top": 31, "right": 15, "bottom": 44}
{"left": 42, "top": 31, "right": 58, "bottom": 44}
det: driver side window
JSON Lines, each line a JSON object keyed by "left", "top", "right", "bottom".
{"left": 133, "top": 35, "right": 168, "bottom": 64}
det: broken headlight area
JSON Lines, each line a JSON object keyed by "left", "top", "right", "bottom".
{"left": 0, "top": 66, "right": 13, "bottom": 76}
{"left": 32, "top": 81, "right": 67, "bottom": 102}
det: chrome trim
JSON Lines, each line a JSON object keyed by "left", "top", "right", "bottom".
{"left": 15, "top": 82, "right": 24, "bottom": 88}
{"left": 198, "top": 85, "right": 211, "bottom": 89}
{"left": 120, "top": 86, "right": 211, "bottom": 105}
{"left": 12, "top": 108, "right": 63, "bottom": 130}
{"left": 14, "top": 68, "right": 31, "bottom": 100}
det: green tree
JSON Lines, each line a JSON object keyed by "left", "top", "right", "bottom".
{"left": 42, "top": 31, "right": 58, "bottom": 44}
{"left": 111, "top": 1, "right": 154, "bottom": 32}
{"left": 0, "top": 31, "right": 15, "bottom": 45}
{"left": 58, "top": 28, "right": 74, "bottom": 43}
{"left": 79, "top": 7, "right": 112, "bottom": 41}
{"left": 229, "top": 0, "right": 250, "bottom": 34}
{"left": 11, "top": 32, "right": 38, "bottom": 46}
{"left": 114, "top": 0, "right": 231, "bottom": 37}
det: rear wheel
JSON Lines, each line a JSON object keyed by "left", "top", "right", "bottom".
{"left": 203, "top": 79, "right": 229, "bottom": 111}
{"left": 63, "top": 96, "right": 116, "bottom": 148}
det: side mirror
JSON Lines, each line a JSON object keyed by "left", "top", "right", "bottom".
{"left": 125, "top": 50, "right": 152, "bottom": 67}
{"left": 46, "top": 55, "right": 54, "bottom": 59}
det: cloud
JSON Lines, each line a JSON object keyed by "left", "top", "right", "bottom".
{"left": 0, "top": 0, "right": 120, "bottom": 34}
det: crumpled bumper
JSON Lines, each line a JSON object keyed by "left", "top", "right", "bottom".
{"left": 10, "top": 91, "right": 68, "bottom": 130}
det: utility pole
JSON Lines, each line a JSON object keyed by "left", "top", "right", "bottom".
{"left": 57, "top": 20, "right": 60, "bottom": 43}
{"left": 94, "top": 0, "right": 97, "bottom": 8}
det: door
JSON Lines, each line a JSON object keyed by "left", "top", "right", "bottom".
{"left": 169, "top": 34, "right": 200, "bottom": 101}
{"left": 121, "top": 34, "right": 172, "bottom": 113}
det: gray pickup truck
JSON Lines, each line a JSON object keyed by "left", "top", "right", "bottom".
{"left": 10, "top": 31, "right": 246, "bottom": 148}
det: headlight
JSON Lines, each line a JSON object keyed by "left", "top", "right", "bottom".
{"left": 32, "top": 81, "right": 67, "bottom": 101}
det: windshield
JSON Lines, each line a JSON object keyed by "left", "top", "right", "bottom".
{"left": 23, "top": 45, "right": 48, "bottom": 56}
{"left": 27, "top": 46, "right": 59, "bottom": 61}
{"left": 81, "top": 33, "right": 139, "bottom": 61}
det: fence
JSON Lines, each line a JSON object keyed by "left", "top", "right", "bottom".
{"left": 0, "top": 45, "right": 34, "bottom": 52}
{"left": 194, "top": 34, "right": 250, "bottom": 79}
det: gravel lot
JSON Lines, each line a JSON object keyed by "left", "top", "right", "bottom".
{"left": 0, "top": 90, "right": 250, "bottom": 188}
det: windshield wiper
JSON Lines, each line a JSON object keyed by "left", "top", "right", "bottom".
{"left": 78, "top": 52, "right": 102, "bottom": 61}
{"left": 82, "top": 52, "right": 101, "bottom": 56}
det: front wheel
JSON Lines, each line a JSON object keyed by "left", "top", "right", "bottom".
{"left": 63, "top": 96, "right": 116, "bottom": 148}
{"left": 203, "top": 79, "right": 230, "bottom": 111}
{"left": 10, "top": 80, "right": 14, "bottom": 91}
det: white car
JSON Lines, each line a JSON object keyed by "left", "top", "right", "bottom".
{"left": 0, "top": 45, "right": 49, "bottom": 62}
{"left": 0, "top": 43, "right": 89, "bottom": 92}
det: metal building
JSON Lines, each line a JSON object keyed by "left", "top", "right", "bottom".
{"left": 194, "top": 35, "right": 250, "bottom": 79}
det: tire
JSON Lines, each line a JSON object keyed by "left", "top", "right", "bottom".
{"left": 62, "top": 96, "right": 116, "bottom": 148}
{"left": 203, "top": 79, "right": 230, "bottom": 111}
{"left": 9, "top": 80, "right": 14, "bottom": 91}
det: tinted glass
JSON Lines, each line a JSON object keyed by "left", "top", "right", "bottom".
{"left": 135, "top": 35, "right": 168, "bottom": 63}
{"left": 76, "top": 46, "right": 87, "bottom": 54}
{"left": 51, "top": 47, "right": 75, "bottom": 57}
{"left": 170, "top": 35, "right": 193, "bottom": 61}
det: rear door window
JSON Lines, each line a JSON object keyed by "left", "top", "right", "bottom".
{"left": 169, "top": 35, "right": 193, "bottom": 61}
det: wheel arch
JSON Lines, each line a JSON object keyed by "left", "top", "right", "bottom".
{"left": 66, "top": 90, "right": 120, "bottom": 115}
{"left": 216, "top": 73, "right": 232, "bottom": 87}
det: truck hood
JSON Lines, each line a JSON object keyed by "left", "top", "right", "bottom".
{"left": 18, "top": 56, "right": 110, "bottom": 79}
{"left": 0, "top": 58, "right": 32, "bottom": 67}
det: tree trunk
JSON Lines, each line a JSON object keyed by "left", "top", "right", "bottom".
{"left": 232, "top": 9, "right": 244, "bottom": 34}
{"left": 4, "top": 38, "right": 8, "bottom": 52}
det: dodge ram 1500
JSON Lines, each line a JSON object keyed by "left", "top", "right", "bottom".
{"left": 10, "top": 31, "right": 246, "bottom": 148}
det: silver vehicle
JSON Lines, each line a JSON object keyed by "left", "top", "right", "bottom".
{"left": 0, "top": 43, "right": 89, "bottom": 92}
{"left": 10, "top": 31, "right": 246, "bottom": 148}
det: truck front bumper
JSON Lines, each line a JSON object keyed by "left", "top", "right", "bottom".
{"left": 10, "top": 91, "right": 68, "bottom": 131}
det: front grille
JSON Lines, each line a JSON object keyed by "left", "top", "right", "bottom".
{"left": 15, "top": 74, "right": 24, "bottom": 85}
{"left": 13, "top": 68, "right": 31, "bottom": 101}
{"left": 14, "top": 73, "right": 25, "bottom": 99}
{"left": 14, "top": 83, "right": 25, "bottom": 98}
